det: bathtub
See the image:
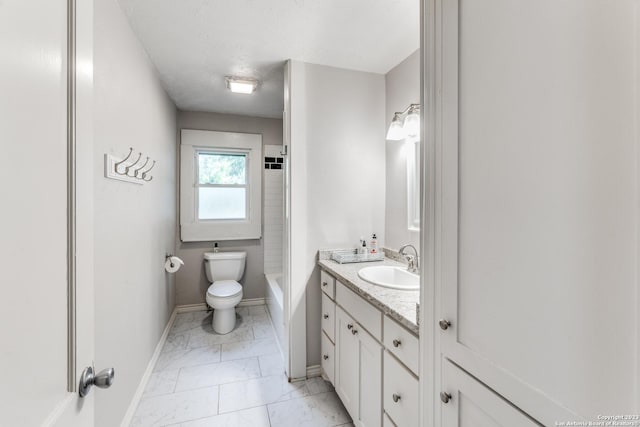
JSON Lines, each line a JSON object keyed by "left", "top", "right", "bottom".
{"left": 265, "top": 273, "right": 285, "bottom": 352}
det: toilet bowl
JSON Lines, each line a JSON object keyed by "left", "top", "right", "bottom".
{"left": 204, "top": 251, "right": 246, "bottom": 334}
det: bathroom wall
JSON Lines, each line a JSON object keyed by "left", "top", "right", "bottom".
{"left": 175, "top": 111, "right": 283, "bottom": 305}
{"left": 263, "top": 145, "right": 285, "bottom": 275}
{"left": 93, "top": 0, "right": 177, "bottom": 426}
{"left": 288, "top": 61, "right": 386, "bottom": 367}
{"left": 385, "top": 49, "right": 420, "bottom": 251}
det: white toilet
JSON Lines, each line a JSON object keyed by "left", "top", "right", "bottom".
{"left": 204, "top": 251, "right": 247, "bottom": 334}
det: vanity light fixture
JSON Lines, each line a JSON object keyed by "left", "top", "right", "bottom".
{"left": 225, "top": 76, "right": 259, "bottom": 94}
{"left": 386, "top": 103, "right": 420, "bottom": 140}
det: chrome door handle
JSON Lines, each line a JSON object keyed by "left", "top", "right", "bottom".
{"left": 392, "top": 339, "right": 401, "bottom": 347}
{"left": 323, "top": 314, "right": 329, "bottom": 319}
{"left": 79, "top": 366, "right": 115, "bottom": 397}
{"left": 392, "top": 393, "right": 401, "bottom": 403}
{"left": 440, "top": 391, "right": 452, "bottom": 403}
{"left": 439, "top": 319, "right": 451, "bottom": 330}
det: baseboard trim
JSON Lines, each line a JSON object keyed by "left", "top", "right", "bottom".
{"left": 306, "top": 364, "right": 322, "bottom": 378}
{"left": 120, "top": 307, "right": 178, "bottom": 427}
{"left": 176, "top": 303, "right": 208, "bottom": 313}
{"left": 175, "top": 298, "right": 266, "bottom": 314}
{"left": 238, "top": 297, "right": 266, "bottom": 307}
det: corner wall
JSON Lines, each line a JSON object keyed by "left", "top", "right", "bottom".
{"left": 288, "top": 61, "right": 386, "bottom": 367}
{"left": 175, "top": 111, "right": 283, "bottom": 306}
{"left": 385, "top": 49, "right": 420, "bottom": 251}
{"left": 94, "top": 0, "right": 177, "bottom": 425}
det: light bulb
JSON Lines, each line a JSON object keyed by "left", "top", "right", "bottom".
{"left": 404, "top": 109, "right": 420, "bottom": 137}
{"left": 386, "top": 114, "right": 407, "bottom": 140}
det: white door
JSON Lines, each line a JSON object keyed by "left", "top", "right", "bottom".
{"left": 335, "top": 306, "right": 359, "bottom": 420}
{"left": 357, "top": 326, "right": 382, "bottom": 427}
{"left": 438, "top": 0, "right": 638, "bottom": 425}
{"left": 0, "top": 0, "right": 97, "bottom": 425}
{"left": 441, "top": 361, "right": 540, "bottom": 427}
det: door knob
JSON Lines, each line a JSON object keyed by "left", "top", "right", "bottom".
{"left": 347, "top": 324, "right": 353, "bottom": 330}
{"left": 439, "top": 319, "right": 451, "bottom": 330}
{"left": 322, "top": 281, "right": 328, "bottom": 287}
{"left": 79, "top": 366, "right": 115, "bottom": 397}
{"left": 392, "top": 339, "right": 401, "bottom": 347}
{"left": 392, "top": 393, "right": 401, "bottom": 403}
{"left": 323, "top": 314, "right": 329, "bottom": 319}
{"left": 323, "top": 354, "right": 329, "bottom": 360}
{"left": 440, "top": 391, "right": 452, "bottom": 403}
{"left": 351, "top": 328, "right": 358, "bottom": 335}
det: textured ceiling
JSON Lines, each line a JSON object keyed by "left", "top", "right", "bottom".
{"left": 117, "top": 0, "right": 420, "bottom": 118}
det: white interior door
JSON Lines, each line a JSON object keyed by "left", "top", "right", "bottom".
{"left": 438, "top": 0, "right": 639, "bottom": 425}
{"left": 0, "top": 0, "right": 95, "bottom": 425}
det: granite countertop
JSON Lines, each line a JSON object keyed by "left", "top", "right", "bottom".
{"left": 317, "top": 255, "right": 420, "bottom": 335}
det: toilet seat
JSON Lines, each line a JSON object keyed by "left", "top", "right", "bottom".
{"left": 207, "top": 280, "right": 242, "bottom": 298}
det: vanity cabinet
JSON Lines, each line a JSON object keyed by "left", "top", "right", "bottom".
{"left": 320, "top": 269, "right": 418, "bottom": 427}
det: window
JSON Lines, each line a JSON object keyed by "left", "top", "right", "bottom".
{"left": 197, "top": 151, "right": 247, "bottom": 220}
{"left": 180, "top": 129, "right": 262, "bottom": 242}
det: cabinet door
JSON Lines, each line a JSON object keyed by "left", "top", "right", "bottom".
{"left": 438, "top": 0, "right": 637, "bottom": 423}
{"left": 335, "top": 306, "right": 359, "bottom": 420}
{"left": 441, "top": 361, "right": 540, "bottom": 427}
{"left": 357, "top": 326, "right": 382, "bottom": 427}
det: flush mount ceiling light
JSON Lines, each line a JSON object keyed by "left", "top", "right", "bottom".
{"left": 225, "top": 76, "right": 259, "bottom": 94}
{"left": 386, "top": 103, "right": 420, "bottom": 141}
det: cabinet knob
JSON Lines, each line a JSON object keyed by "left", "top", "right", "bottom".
{"left": 392, "top": 339, "right": 401, "bottom": 347}
{"left": 323, "top": 354, "right": 329, "bottom": 360}
{"left": 440, "top": 391, "right": 452, "bottom": 403}
{"left": 351, "top": 328, "right": 358, "bottom": 335}
{"left": 322, "top": 281, "right": 328, "bottom": 287}
{"left": 439, "top": 319, "right": 451, "bottom": 330}
{"left": 392, "top": 393, "right": 401, "bottom": 403}
{"left": 323, "top": 314, "right": 329, "bottom": 319}
{"left": 347, "top": 324, "right": 353, "bottom": 330}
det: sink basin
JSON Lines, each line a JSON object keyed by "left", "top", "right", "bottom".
{"left": 357, "top": 266, "right": 419, "bottom": 290}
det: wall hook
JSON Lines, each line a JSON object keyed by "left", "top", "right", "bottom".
{"left": 141, "top": 160, "right": 156, "bottom": 181}
{"left": 124, "top": 152, "right": 143, "bottom": 176}
{"left": 133, "top": 157, "right": 150, "bottom": 178}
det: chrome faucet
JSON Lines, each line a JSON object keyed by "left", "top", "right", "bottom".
{"left": 398, "top": 244, "right": 420, "bottom": 274}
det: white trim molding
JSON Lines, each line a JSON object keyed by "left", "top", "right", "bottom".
{"left": 120, "top": 308, "right": 178, "bottom": 427}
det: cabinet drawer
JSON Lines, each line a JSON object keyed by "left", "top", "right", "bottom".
{"left": 383, "top": 316, "right": 419, "bottom": 375}
{"left": 336, "top": 280, "right": 382, "bottom": 340}
{"left": 384, "top": 351, "right": 419, "bottom": 427}
{"left": 320, "top": 269, "right": 336, "bottom": 299}
{"left": 321, "top": 292, "right": 335, "bottom": 342}
{"left": 321, "top": 331, "right": 335, "bottom": 384}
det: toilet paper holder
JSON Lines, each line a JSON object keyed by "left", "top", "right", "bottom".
{"left": 165, "top": 253, "right": 178, "bottom": 268}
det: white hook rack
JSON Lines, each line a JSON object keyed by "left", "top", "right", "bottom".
{"left": 104, "top": 147, "right": 156, "bottom": 185}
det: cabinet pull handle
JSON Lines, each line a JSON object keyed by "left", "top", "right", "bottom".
{"left": 347, "top": 324, "right": 353, "bottom": 330}
{"left": 351, "top": 329, "right": 358, "bottom": 335}
{"left": 392, "top": 339, "right": 401, "bottom": 347}
{"left": 322, "top": 281, "right": 328, "bottom": 287}
{"left": 440, "top": 391, "right": 452, "bottom": 403}
{"left": 392, "top": 393, "right": 401, "bottom": 403}
{"left": 439, "top": 319, "right": 451, "bottom": 330}
{"left": 323, "top": 354, "right": 329, "bottom": 360}
{"left": 323, "top": 314, "right": 329, "bottom": 319}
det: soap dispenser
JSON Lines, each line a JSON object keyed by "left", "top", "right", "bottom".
{"left": 370, "top": 234, "right": 378, "bottom": 254}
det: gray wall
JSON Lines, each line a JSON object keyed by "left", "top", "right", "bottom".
{"left": 94, "top": 0, "right": 177, "bottom": 425}
{"left": 288, "top": 62, "right": 386, "bottom": 367}
{"left": 385, "top": 49, "right": 420, "bottom": 251}
{"left": 175, "top": 111, "right": 283, "bottom": 306}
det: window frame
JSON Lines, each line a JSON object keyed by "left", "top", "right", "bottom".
{"left": 180, "top": 129, "right": 262, "bottom": 242}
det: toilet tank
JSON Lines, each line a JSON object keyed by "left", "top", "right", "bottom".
{"left": 204, "top": 251, "right": 247, "bottom": 283}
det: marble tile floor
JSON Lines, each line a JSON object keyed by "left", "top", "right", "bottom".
{"left": 131, "top": 305, "right": 353, "bottom": 427}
